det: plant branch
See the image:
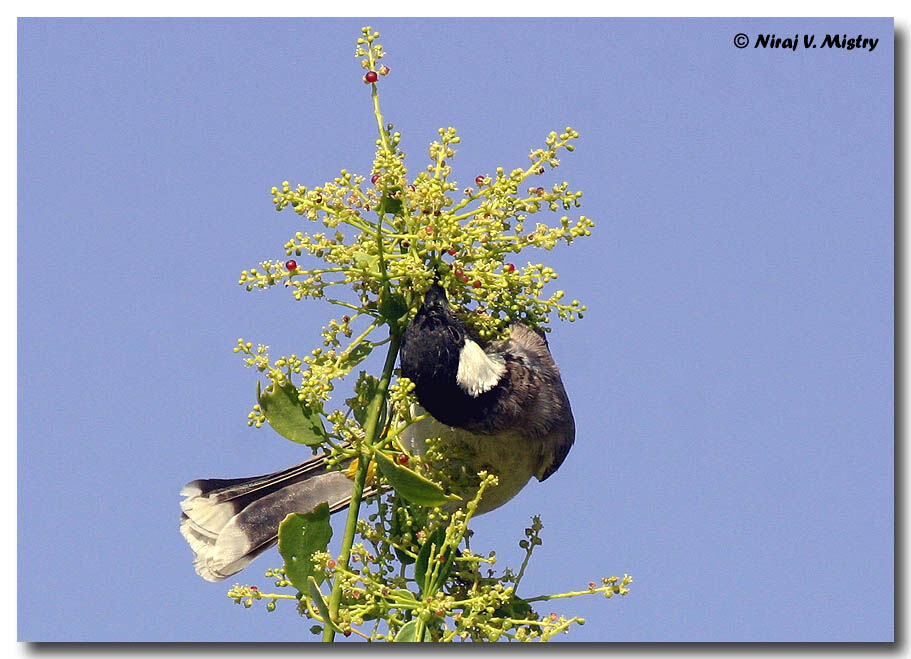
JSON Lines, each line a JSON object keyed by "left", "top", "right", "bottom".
{"left": 322, "top": 329, "right": 402, "bottom": 642}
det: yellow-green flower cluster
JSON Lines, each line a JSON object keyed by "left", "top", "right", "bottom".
{"left": 243, "top": 123, "right": 592, "bottom": 340}
{"left": 224, "top": 27, "right": 625, "bottom": 643}
{"left": 356, "top": 26, "right": 386, "bottom": 72}
{"left": 233, "top": 339, "right": 303, "bottom": 385}
{"left": 386, "top": 376, "right": 416, "bottom": 411}
{"left": 320, "top": 314, "right": 356, "bottom": 348}
{"left": 323, "top": 409, "right": 365, "bottom": 454}
{"left": 234, "top": 317, "right": 382, "bottom": 426}
{"left": 231, "top": 482, "right": 631, "bottom": 642}
{"left": 599, "top": 574, "right": 634, "bottom": 599}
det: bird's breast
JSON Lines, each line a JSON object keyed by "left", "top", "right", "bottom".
{"left": 398, "top": 405, "right": 541, "bottom": 515}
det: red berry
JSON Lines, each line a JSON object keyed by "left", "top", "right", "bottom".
{"left": 454, "top": 268, "right": 464, "bottom": 280}
{"left": 371, "top": 174, "right": 380, "bottom": 185}
{"left": 447, "top": 248, "right": 457, "bottom": 256}
{"left": 472, "top": 280, "right": 481, "bottom": 288}
{"left": 327, "top": 559, "right": 337, "bottom": 569}
{"left": 285, "top": 259, "right": 298, "bottom": 271}
{"left": 250, "top": 585, "right": 258, "bottom": 591}
{"left": 475, "top": 175, "right": 485, "bottom": 186}
{"left": 379, "top": 65, "right": 390, "bottom": 75}
{"left": 401, "top": 240, "right": 410, "bottom": 249}
{"left": 397, "top": 453, "right": 409, "bottom": 466}
{"left": 343, "top": 630, "right": 352, "bottom": 637}
{"left": 433, "top": 209, "right": 441, "bottom": 217}
{"left": 364, "top": 71, "right": 378, "bottom": 83}
{"left": 425, "top": 226, "right": 434, "bottom": 235}
{"left": 505, "top": 263, "right": 515, "bottom": 273}
{"left": 408, "top": 185, "right": 416, "bottom": 192}
{"left": 538, "top": 167, "right": 545, "bottom": 174}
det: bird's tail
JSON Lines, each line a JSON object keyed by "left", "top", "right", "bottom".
{"left": 179, "top": 453, "right": 356, "bottom": 581}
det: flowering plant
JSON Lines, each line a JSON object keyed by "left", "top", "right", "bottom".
{"left": 224, "top": 26, "right": 630, "bottom": 642}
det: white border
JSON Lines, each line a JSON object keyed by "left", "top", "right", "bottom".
{"left": 6, "top": 4, "right": 905, "bottom": 657}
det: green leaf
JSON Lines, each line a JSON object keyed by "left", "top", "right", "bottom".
{"left": 414, "top": 528, "right": 453, "bottom": 595}
{"left": 377, "top": 190, "right": 403, "bottom": 217}
{"left": 353, "top": 251, "right": 378, "bottom": 269}
{"left": 394, "top": 619, "right": 430, "bottom": 642}
{"left": 340, "top": 343, "right": 373, "bottom": 371}
{"left": 257, "top": 380, "right": 327, "bottom": 446}
{"left": 277, "top": 503, "right": 333, "bottom": 593}
{"left": 308, "top": 576, "right": 342, "bottom": 633}
{"left": 494, "top": 595, "right": 533, "bottom": 620}
{"left": 373, "top": 450, "right": 461, "bottom": 507}
{"left": 391, "top": 588, "right": 418, "bottom": 603}
{"left": 379, "top": 290, "right": 408, "bottom": 321}
{"left": 345, "top": 373, "right": 379, "bottom": 427}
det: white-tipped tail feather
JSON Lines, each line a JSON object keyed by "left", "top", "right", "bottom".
{"left": 179, "top": 459, "right": 355, "bottom": 581}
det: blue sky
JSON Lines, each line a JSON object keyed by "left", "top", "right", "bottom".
{"left": 17, "top": 18, "right": 893, "bottom": 641}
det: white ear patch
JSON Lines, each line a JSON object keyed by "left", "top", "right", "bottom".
{"left": 457, "top": 339, "right": 506, "bottom": 397}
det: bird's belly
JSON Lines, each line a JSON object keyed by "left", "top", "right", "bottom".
{"left": 399, "top": 406, "right": 540, "bottom": 515}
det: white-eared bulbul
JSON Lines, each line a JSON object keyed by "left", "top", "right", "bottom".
{"left": 180, "top": 284, "right": 574, "bottom": 581}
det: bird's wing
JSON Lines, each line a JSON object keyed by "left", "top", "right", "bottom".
{"left": 491, "top": 324, "right": 576, "bottom": 481}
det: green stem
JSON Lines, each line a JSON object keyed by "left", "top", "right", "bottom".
{"left": 523, "top": 586, "right": 613, "bottom": 604}
{"left": 513, "top": 546, "right": 534, "bottom": 592}
{"left": 413, "top": 617, "right": 427, "bottom": 643}
{"left": 322, "top": 330, "right": 402, "bottom": 642}
{"left": 371, "top": 86, "right": 389, "bottom": 153}
{"left": 365, "top": 46, "right": 391, "bottom": 155}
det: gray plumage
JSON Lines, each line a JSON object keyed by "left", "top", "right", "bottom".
{"left": 179, "top": 455, "right": 355, "bottom": 581}
{"left": 457, "top": 323, "right": 575, "bottom": 480}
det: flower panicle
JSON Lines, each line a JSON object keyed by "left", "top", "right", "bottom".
{"left": 223, "top": 27, "right": 624, "bottom": 643}
{"left": 252, "top": 124, "right": 591, "bottom": 335}
{"left": 236, "top": 489, "right": 632, "bottom": 642}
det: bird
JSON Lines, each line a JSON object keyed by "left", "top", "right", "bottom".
{"left": 179, "top": 283, "right": 575, "bottom": 581}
